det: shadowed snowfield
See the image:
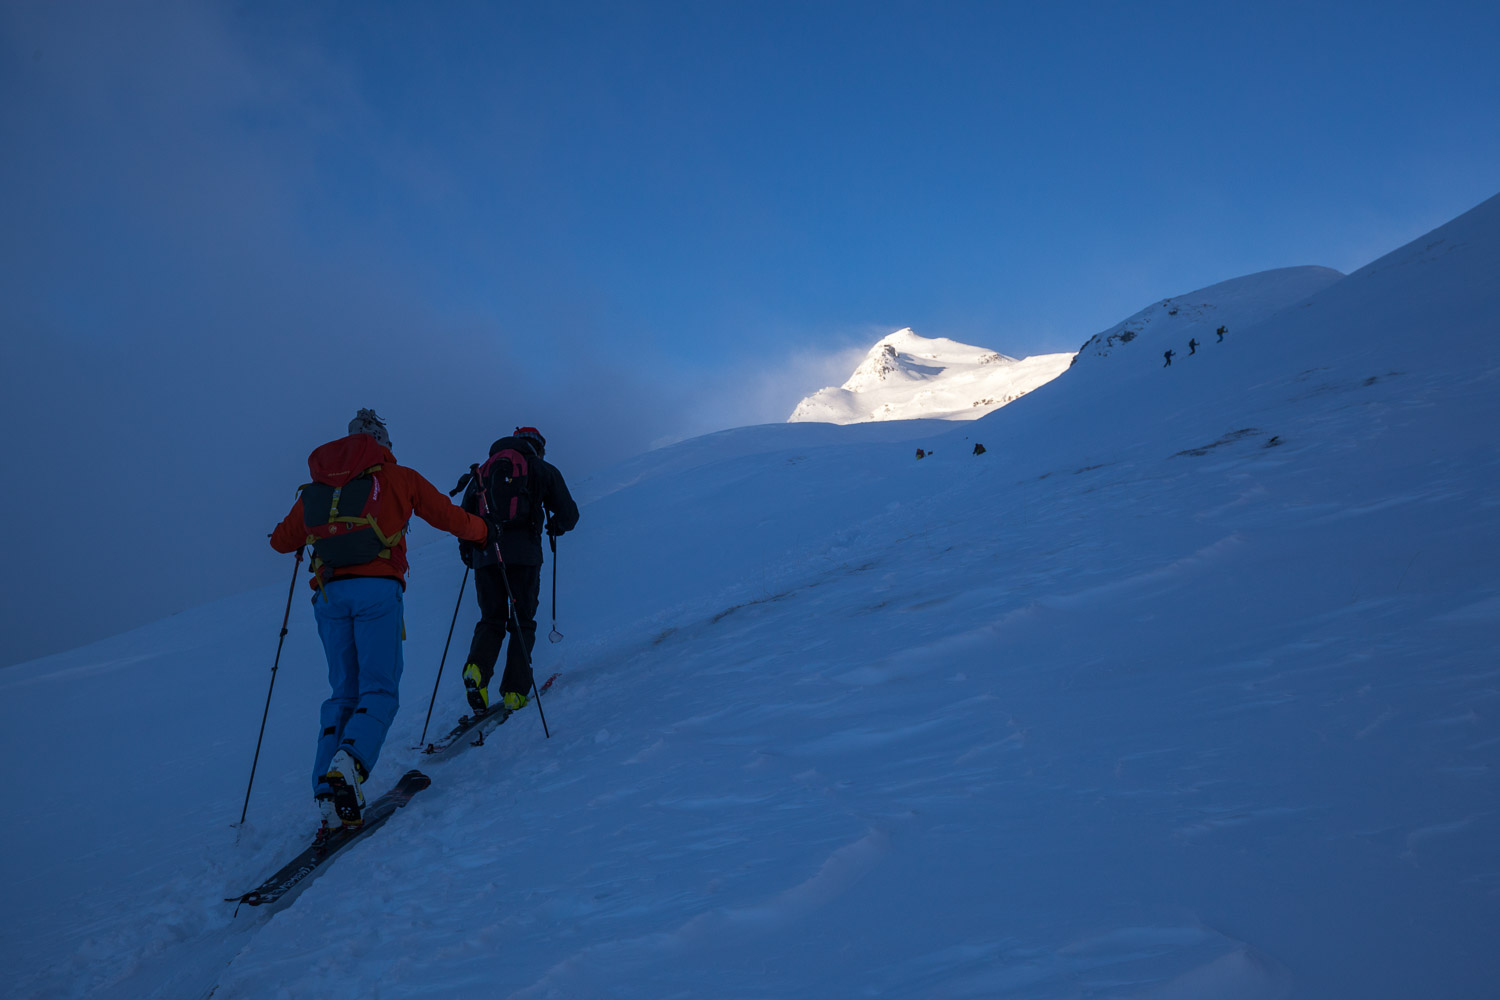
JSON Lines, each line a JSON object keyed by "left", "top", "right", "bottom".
{"left": 3, "top": 194, "right": 1498, "bottom": 999}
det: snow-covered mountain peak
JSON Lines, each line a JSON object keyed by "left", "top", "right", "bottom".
{"left": 840, "top": 328, "right": 1018, "bottom": 394}
{"left": 790, "top": 328, "right": 1072, "bottom": 424}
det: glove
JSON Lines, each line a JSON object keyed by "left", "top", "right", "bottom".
{"left": 546, "top": 520, "right": 566, "bottom": 537}
{"left": 458, "top": 541, "right": 474, "bottom": 568}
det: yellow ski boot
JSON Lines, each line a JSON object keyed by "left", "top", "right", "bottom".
{"left": 463, "top": 663, "right": 490, "bottom": 714}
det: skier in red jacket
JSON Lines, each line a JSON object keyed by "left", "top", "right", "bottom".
{"left": 270, "top": 409, "right": 489, "bottom": 829}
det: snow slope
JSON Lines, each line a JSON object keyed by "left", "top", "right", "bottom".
{"left": 571, "top": 417, "right": 952, "bottom": 506}
{"left": 3, "top": 193, "right": 1499, "bottom": 1000}
{"left": 1071, "top": 266, "right": 1345, "bottom": 370}
{"left": 788, "top": 328, "right": 1075, "bottom": 424}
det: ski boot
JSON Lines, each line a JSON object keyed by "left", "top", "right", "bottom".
{"left": 315, "top": 792, "right": 341, "bottom": 832}
{"left": 322, "top": 748, "right": 368, "bottom": 828}
{"left": 463, "top": 663, "right": 490, "bottom": 714}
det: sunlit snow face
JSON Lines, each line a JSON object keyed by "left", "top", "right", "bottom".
{"left": 790, "top": 327, "right": 1071, "bottom": 425}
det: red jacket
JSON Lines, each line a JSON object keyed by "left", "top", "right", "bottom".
{"left": 270, "top": 435, "right": 487, "bottom": 590}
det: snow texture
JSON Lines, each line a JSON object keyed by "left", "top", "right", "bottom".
{"left": 2, "top": 193, "right": 1499, "bottom": 999}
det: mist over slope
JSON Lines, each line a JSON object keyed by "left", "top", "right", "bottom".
{"left": 3, "top": 194, "right": 1498, "bottom": 999}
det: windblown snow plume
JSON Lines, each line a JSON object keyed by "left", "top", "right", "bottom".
{"left": 788, "top": 327, "right": 1073, "bottom": 423}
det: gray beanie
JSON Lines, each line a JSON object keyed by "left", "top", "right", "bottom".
{"left": 348, "top": 408, "right": 391, "bottom": 448}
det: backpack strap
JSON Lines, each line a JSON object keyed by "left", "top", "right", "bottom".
{"left": 325, "top": 514, "right": 403, "bottom": 551}
{"left": 299, "top": 465, "right": 404, "bottom": 591}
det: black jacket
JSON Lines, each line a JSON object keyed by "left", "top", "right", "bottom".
{"left": 459, "top": 439, "right": 580, "bottom": 567}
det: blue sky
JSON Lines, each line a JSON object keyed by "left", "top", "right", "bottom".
{"left": 2, "top": 0, "right": 1497, "bottom": 666}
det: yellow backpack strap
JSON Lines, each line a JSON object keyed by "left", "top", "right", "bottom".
{"left": 364, "top": 516, "right": 403, "bottom": 549}
{"left": 304, "top": 543, "right": 330, "bottom": 602}
{"left": 311, "top": 468, "right": 406, "bottom": 566}
{"left": 322, "top": 515, "right": 403, "bottom": 552}
{"left": 322, "top": 467, "right": 381, "bottom": 521}
{"left": 352, "top": 466, "right": 400, "bottom": 553}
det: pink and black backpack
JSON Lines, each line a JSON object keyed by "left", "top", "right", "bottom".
{"left": 455, "top": 433, "right": 542, "bottom": 567}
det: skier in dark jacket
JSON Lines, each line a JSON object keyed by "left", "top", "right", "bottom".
{"left": 458, "top": 427, "right": 580, "bottom": 713}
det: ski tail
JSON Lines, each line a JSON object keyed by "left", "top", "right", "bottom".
{"left": 227, "top": 770, "right": 431, "bottom": 912}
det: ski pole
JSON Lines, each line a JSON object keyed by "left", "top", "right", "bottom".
{"left": 498, "top": 565, "right": 550, "bottom": 739}
{"left": 470, "top": 484, "right": 548, "bottom": 736}
{"left": 239, "top": 547, "right": 303, "bottom": 827}
{"left": 418, "top": 565, "right": 470, "bottom": 746}
{"left": 548, "top": 531, "right": 563, "bottom": 643}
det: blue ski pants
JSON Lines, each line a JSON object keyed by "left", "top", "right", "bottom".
{"left": 311, "top": 577, "right": 404, "bottom": 793}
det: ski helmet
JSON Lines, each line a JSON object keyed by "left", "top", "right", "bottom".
{"left": 513, "top": 426, "right": 546, "bottom": 455}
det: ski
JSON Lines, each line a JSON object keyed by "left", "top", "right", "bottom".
{"left": 228, "top": 769, "right": 431, "bottom": 911}
{"left": 418, "top": 671, "right": 560, "bottom": 760}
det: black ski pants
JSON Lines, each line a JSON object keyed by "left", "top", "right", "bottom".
{"left": 464, "top": 562, "right": 541, "bottom": 698}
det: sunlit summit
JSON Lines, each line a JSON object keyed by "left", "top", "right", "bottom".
{"left": 788, "top": 328, "right": 1075, "bottom": 424}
